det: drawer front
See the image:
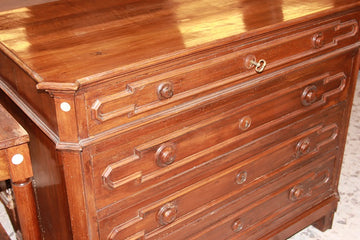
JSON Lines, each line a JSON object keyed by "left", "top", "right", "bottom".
{"left": 102, "top": 149, "right": 338, "bottom": 240}
{"left": 85, "top": 15, "right": 359, "bottom": 136}
{"left": 177, "top": 152, "right": 337, "bottom": 240}
{"left": 91, "top": 51, "right": 349, "bottom": 210}
{"left": 95, "top": 103, "right": 344, "bottom": 238}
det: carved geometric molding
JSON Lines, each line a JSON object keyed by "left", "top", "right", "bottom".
{"left": 91, "top": 19, "right": 357, "bottom": 126}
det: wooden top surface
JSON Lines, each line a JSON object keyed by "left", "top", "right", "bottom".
{"left": 0, "top": 0, "right": 359, "bottom": 90}
{"left": 0, "top": 104, "right": 29, "bottom": 149}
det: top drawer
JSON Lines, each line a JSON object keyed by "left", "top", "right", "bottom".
{"left": 85, "top": 15, "right": 359, "bottom": 136}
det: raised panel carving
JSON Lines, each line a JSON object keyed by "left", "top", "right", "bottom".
{"left": 100, "top": 71, "right": 345, "bottom": 191}
{"left": 88, "top": 19, "right": 357, "bottom": 136}
{"left": 105, "top": 151, "right": 336, "bottom": 240}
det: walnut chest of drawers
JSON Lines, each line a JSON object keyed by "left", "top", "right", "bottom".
{"left": 0, "top": 1, "right": 359, "bottom": 239}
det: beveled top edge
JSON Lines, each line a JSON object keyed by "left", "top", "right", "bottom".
{"left": 75, "top": 3, "right": 360, "bottom": 87}
{"left": 36, "top": 82, "right": 80, "bottom": 92}
{"left": 0, "top": 42, "right": 44, "bottom": 83}
{"left": 0, "top": 0, "right": 359, "bottom": 92}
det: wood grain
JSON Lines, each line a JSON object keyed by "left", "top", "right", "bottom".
{"left": 0, "top": 104, "right": 40, "bottom": 239}
{"left": 0, "top": 104, "right": 28, "bottom": 149}
{"left": 0, "top": 0, "right": 358, "bottom": 87}
{"left": 0, "top": 1, "right": 359, "bottom": 239}
{"left": 0, "top": 150, "right": 10, "bottom": 181}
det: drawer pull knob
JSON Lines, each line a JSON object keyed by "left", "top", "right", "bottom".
{"left": 289, "top": 184, "right": 306, "bottom": 201}
{"left": 312, "top": 32, "right": 325, "bottom": 49}
{"left": 157, "top": 82, "right": 174, "bottom": 100}
{"left": 156, "top": 143, "right": 176, "bottom": 167}
{"left": 301, "top": 85, "right": 317, "bottom": 106}
{"left": 232, "top": 219, "right": 244, "bottom": 232}
{"left": 157, "top": 203, "right": 178, "bottom": 225}
{"left": 239, "top": 116, "right": 252, "bottom": 130}
{"left": 290, "top": 169, "right": 331, "bottom": 202}
{"left": 235, "top": 171, "right": 247, "bottom": 185}
{"left": 296, "top": 137, "right": 311, "bottom": 157}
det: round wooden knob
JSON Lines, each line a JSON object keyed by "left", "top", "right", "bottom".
{"left": 157, "top": 203, "right": 178, "bottom": 225}
{"left": 296, "top": 137, "right": 311, "bottom": 157}
{"left": 289, "top": 184, "right": 305, "bottom": 201}
{"left": 157, "top": 82, "right": 174, "bottom": 100}
{"left": 232, "top": 219, "right": 244, "bottom": 232}
{"left": 239, "top": 116, "right": 252, "bottom": 131}
{"left": 156, "top": 143, "right": 176, "bottom": 167}
{"left": 301, "top": 85, "right": 317, "bottom": 106}
{"left": 305, "top": 91, "right": 316, "bottom": 103}
{"left": 312, "top": 32, "right": 324, "bottom": 49}
{"left": 235, "top": 171, "right": 247, "bottom": 185}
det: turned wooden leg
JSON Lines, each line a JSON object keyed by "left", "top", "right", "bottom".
{"left": 6, "top": 144, "right": 41, "bottom": 240}
{"left": 0, "top": 104, "right": 41, "bottom": 239}
{"left": 312, "top": 211, "right": 335, "bottom": 232}
{"left": 12, "top": 179, "right": 40, "bottom": 239}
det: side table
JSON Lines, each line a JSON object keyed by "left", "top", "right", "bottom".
{"left": 0, "top": 103, "right": 40, "bottom": 240}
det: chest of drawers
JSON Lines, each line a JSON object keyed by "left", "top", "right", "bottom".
{"left": 0, "top": 1, "right": 359, "bottom": 239}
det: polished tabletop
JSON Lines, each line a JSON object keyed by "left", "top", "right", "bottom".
{"left": 0, "top": 0, "right": 359, "bottom": 87}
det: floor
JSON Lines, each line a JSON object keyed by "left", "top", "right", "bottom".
{"left": 0, "top": 73, "right": 359, "bottom": 239}
{"left": 0, "top": 197, "right": 16, "bottom": 239}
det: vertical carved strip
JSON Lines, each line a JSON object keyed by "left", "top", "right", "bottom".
{"left": 61, "top": 150, "right": 90, "bottom": 240}
{"left": 53, "top": 93, "right": 79, "bottom": 142}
